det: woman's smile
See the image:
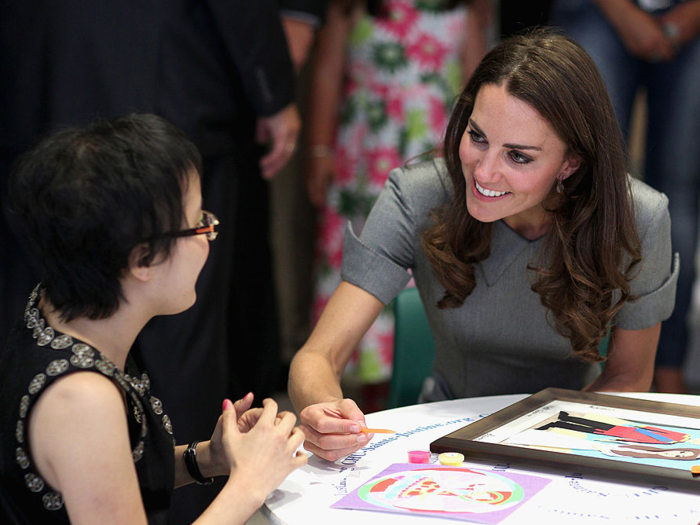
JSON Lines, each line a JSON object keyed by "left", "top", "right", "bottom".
{"left": 473, "top": 179, "right": 510, "bottom": 198}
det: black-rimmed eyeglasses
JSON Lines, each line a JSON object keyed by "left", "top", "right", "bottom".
{"left": 149, "top": 210, "right": 220, "bottom": 242}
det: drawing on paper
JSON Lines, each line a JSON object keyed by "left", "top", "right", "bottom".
{"left": 332, "top": 463, "right": 551, "bottom": 524}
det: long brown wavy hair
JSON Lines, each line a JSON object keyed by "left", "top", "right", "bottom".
{"left": 422, "top": 29, "right": 642, "bottom": 363}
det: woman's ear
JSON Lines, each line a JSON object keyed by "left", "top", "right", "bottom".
{"left": 560, "top": 154, "right": 582, "bottom": 180}
{"left": 128, "top": 244, "right": 152, "bottom": 282}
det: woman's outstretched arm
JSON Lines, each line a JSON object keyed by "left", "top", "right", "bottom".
{"left": 289, "top": 281, "right": 385, "bottom": 461}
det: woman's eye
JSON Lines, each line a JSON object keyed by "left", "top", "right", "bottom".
{"left": 468, "top": 129, "right": 485, "bottom": 144}
{"left": 509, "top": 151, "right": 532, "bottom": 164}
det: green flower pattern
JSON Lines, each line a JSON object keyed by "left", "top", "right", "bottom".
{"left": 373, "top": 42, "right": 409, "bottom": 73}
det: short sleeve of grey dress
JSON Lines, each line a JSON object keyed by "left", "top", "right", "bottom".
{"left": 341, "top": 158, "right": 679, "bottom": 401}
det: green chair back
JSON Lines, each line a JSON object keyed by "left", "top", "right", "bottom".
{"left": 388, "top": 287, "right": 435, "bottom": 408}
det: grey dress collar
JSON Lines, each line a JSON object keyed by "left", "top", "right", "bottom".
{"left": 480, "top": 221, "right": 545, "bottom": 287}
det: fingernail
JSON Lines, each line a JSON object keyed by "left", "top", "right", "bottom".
{"left": 357, "top": 434, "right": 368, "bottom": 444}
{"left": 349, "top": 424, "right": 360, "bottom": 433}
{"left": 222, "top": 399, "right": 232, "bottom": 411}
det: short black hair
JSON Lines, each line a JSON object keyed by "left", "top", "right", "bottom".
{"left": 10, "top": 113, "right": 203, "bottom": 321}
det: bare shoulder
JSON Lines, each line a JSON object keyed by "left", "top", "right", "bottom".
{"left": 29, "top": 371, "right": 128, "bottom": 470}
{"left": 28, "top": 370, "right": 147, "bottom": 522}
{"left": 29, "top": 370, "right": 138, "bottom": 508}
{"left": 35, "top": 370, "right": 124, "bottom": 414}
{"left": 29, "top": 370, "right": 128, "bottom": 450}
{"left": 29, "top": 370, "right": 128, "bottom": 458}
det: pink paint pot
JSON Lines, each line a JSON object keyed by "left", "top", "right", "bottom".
{"left": 407, "top": 450, "right": 431, "bottom": 464}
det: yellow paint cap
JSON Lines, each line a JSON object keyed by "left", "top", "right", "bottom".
{"left": 438, "top": 452, "right": 464, "bottom": 466}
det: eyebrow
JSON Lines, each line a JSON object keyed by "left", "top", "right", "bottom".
{"left": 469, "top": 118, "right": 543, "bottom": 151}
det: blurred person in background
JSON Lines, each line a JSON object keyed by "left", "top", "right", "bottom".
{"left": 551, "top": 0, "right": 700, "bottom": 393}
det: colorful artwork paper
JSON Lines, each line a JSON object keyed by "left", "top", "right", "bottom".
{"left": 331, "top": 463, "right": 551, "bottom": 523}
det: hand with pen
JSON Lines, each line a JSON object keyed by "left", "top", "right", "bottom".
{"left": 298, "top": 398, "right": 372, "bottom": 461}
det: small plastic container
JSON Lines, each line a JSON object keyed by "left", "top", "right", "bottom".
{"left": 438, "top": 452, "right": 464, "bottom": 466}
{"left": 407, "top": 450, "right": 431, "bottom": 464}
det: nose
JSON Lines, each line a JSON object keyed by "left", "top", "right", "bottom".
{"left": 473, "top": 150, "right": 502, "bottom": 184}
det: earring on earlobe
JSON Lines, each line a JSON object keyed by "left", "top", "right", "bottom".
{"left": 556, "top": 177, "right": 564, "bottom": 194}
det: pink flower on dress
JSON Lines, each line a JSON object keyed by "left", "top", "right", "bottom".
{"left": 406, "top": 32, "right": 449, "bottom": 71}
{"left": 385, "top": 90, "right": 404, "bottom": 121}
{"left": 316, "top": 207, "right": 345, "bottom": 270}
{"left": 428, "top": 96, "right": 448, "bottom": 137}
{"left": 367, "top": 147, "right": 402, "bottom": 187}
{"left": 406, "top": 82, "right": 432, "bottom": 102}
{"left": 376, "top": 0, "right": 419, "bottom": 40}
{"left": 368, "top": 82, "right": 389, "bottom": 100}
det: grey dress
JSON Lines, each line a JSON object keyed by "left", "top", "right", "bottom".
{"left": 341, "top": 159, "right": 679, "bottom": 400}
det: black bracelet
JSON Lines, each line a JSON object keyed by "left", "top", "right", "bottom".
{"left": 183, "top": 440, "right": 214, "bottom": 486}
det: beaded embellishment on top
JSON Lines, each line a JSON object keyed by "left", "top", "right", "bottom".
{"left": 14, "top": 285, "right": 175, "bottom": 512}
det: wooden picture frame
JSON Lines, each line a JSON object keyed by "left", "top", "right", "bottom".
{"left": 430, "top": 388, "right": 700, "bottom": 490}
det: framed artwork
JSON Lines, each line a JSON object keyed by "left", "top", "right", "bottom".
{"left": 430, "top": 388, "right": 700, "bottom": 489}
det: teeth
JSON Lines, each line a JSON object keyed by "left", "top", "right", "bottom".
{"left": 475, "top": 180, "right": 508, "bottom": 197}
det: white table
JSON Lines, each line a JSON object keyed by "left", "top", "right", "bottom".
{"left": 262, "top": 392, "right": 700, "bottom": 524}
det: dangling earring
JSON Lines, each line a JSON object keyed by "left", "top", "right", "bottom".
{"left": 556, "top": 177, "right": 564, "bottom": 194}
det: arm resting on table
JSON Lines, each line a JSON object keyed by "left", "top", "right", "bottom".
{"left": 584, "top": 322, "right": 659, "bottom": 392}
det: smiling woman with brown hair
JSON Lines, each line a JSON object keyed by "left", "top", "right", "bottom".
{"left": 289, "top": 28, "right": 678, "bottom": 462}
{"left": 423, "top": 29, "right": 641, "bottom": 364}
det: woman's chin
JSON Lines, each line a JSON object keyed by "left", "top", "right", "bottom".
{"left": 466, "top": 200, "right": 501, "bottom": 224}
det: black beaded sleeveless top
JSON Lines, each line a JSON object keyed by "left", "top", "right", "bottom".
{"left": 0, "top": 286, "right": 176, "bottom": 524}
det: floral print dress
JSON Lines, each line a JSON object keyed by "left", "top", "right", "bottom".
{"left": 313, "top": 0, "right": 468, "bottom": 384}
